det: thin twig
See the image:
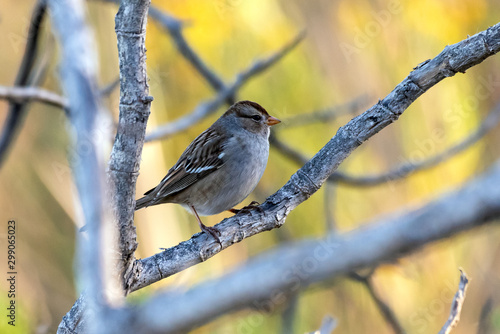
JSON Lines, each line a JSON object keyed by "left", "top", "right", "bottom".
{"left": 282, "top": 95, "right": 369, "bottom": 128}
{"left": 0, "top": 86, "right": 68, "bottom": 109}
{"left": 438, "top": 270, "right": 469, "bottom": 334}
{"left": 350, "top": 272, "right": 405, "bottom": 334}
{"left": 272, "top": 102, "right": 500, "bottom": 187}
{"left": 0, "top": 80, "right": 121, "bottom": 110}
{"left": 145, "top": 31, "right": 305, "bottom": 142}
{"left": 0, "top": 0, "right": 47, "bottom": 167}
{"left": 269, "top": 132, "right": 309, "bottom": 163}
{"left": 147, "top": 6, "right": 227, "bottom": 94}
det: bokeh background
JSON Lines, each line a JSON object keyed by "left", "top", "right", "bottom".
{"left": 1, "top": 0, "right": 500, "bottom": 333}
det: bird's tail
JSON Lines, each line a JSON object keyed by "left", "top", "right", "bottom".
{"left": 135, "top": 196, "right": 150, "bottom": 210}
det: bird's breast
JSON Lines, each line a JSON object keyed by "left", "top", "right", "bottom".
{"left": 191, "top": 134, "right": 269, "bottom": 215}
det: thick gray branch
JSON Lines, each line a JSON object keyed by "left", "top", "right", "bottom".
{"left": 58, "top": 1, "right": 151, "bottom": 333}
{"left": 48, "top": 0, "right": 106, "bottom": 333}
{"left": 114, "top": 160, "right": 500, "bottom": 334}
{"left": 109, "top": 0, "right": 151, "bottom": 293}
{"left": 129, "top": 22, "right": 500, "bottom": 292}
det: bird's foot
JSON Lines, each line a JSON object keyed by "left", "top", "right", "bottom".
{"left": 228, "top": 201, "right": 263, "bottom": 214}
{"left": 200, "top": 224, "right": 222, "bottom": 247}
{"left": 190, "top": 205, "right": 222, "bottom": 248}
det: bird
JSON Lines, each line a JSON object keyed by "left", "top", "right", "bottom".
{"left": 135, "top": 100, "right": 281, "bottom": 245}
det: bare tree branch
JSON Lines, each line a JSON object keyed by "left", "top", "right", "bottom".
{"left": 129, "top": 23, "right": 500, "bottom": 292}
{"left": 59, "top": 19, "right": 500, "bottom": 333}
{"left": 350, "top": 272, "right": 405, "bottom": 334}
{"left": 144, "top": 32, "right": 305, "bottom": 142}
{"left": 0, "top": 86, "right": 68, "bottom": 109}
{"left": 0, "top": 79, "right": 122, "bottom": 111}
{"left": 0, "top": 0, "right": 46, "bottom": 168}
{"left": 438, "top": 270, "right": 469, "bottom": 334}
{"left": 147, "top": 6, "right": 227, "bottom": 94}
{"left": 47, "top": 0, "right": 107, "bottom": 333}
{"left": 109, "top": 0, "right": 152, "bottom": 292}
{"left": 272, "top": 101, "right": 500, "bottom": 187}
{"left": 112, "top": 160, "right": 500, "bottom": 333}
{"left": 58, "top": 1, "right": 152, "bottom": 333}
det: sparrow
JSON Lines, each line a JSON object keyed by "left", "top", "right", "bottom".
{"left": 135, "top": 101, "right": 281, "bottom": 244}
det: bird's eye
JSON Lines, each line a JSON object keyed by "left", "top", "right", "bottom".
{"left": 251, "top": 115, "right": 261, "bottom": 121}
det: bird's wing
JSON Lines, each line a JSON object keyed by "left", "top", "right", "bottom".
{"left": 145, "top": 128, "right": 227, "bottom": 199}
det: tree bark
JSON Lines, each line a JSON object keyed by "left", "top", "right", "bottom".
{"left": 108, "top": 0, "right": 152, "bottom": 294}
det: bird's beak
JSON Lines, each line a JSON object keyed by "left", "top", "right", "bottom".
{"left": 266, "top": 116, "right": 281, "bottom": 126}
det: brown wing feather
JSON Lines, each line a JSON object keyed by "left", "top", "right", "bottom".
{"left": 136, "top": 128, "right": 227, "bottom": 209}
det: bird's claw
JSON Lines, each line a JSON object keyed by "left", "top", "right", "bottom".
{"left": 200, "top": 224, "right": 222, "bottom": 248}
{"left": 229, "top": 201, "right": 263, "bottom": 214}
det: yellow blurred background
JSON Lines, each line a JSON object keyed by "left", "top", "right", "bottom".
{"left": 1, "top": 0, "right": 500, "bottom": 333}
